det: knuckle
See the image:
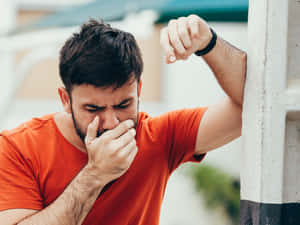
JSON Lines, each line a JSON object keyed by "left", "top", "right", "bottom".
{"left": 126, "top": 120, "right": 134, "bottom": 129}
{"left": 189, "top": 18, "right": 198, "bottom": 26}
{"left": 188, "top": 14, "right": 199, "bottom": 20}
{"left": 129, "top": 128, "right": 136, "bottom": 137}
{"left": 178, "top": 16, "right": 187, "bottom": 21}
{"left": 121, "top": 121, "right": 130, "bottom": 131}
{"left": 168, "top": 19, "right": 176, "bottom": 26}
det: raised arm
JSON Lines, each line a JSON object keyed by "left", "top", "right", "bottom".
{"left": 160, "top": 15, "right": 247, "bottom": 154}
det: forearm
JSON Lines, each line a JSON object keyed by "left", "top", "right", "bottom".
{"left": 17, "top": 165, "right": 105, "bottom": 225}
{"left": 202, "top": 36, "right": 247, "bottom": 106}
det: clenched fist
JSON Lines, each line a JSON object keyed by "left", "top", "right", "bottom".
{"left": 85, "top": 116, "right": 138, "bottom": 185}
{"left": 160, "top": 14, "right": 212, "bottom": 63}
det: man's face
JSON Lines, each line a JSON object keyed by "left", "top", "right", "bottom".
{"left": 68, "top": 79, "right": 139, "bottom": 142}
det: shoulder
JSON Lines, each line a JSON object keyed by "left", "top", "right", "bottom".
{"left": 136, "top": 107, "right": 207, "bottom": 139}
{"left": 1, "top": 113, "right": 57, "bottom": 137}
{"left": 137, "top": 107, "right": 207, "bottom": 128}
{"left": 0, "top": 113, "right": 58, "bottom": 155}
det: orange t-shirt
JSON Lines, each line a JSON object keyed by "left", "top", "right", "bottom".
{"left": 0, "top": 108, "right": 207, "bottom": 225}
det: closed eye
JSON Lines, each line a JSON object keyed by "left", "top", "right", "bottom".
{"left": 86, "top": 108, "right": 98, "bottom": 112}
{"left": 85, "top": 105, "right": 105, "bottom": 113}
{"left": 116, "top": 103, "right": 130, "bottom": 109}
{"left": 115, "top": 99, "right": 132, "bottom": 109}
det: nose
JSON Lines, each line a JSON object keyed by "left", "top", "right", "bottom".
{"left": 100, "top": 110, "right": 119, "bottom": 131}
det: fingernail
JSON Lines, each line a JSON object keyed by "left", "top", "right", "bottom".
{"left": 169, "top": 56, "right": 176, "bottom": 62}
{"left": 94, "top": 116, "right": 98, "bottom": 123}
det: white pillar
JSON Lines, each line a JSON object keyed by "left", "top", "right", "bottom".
{"left": 0, "top": 0, "right": 16, "bottom": 127}
{"left": 241, "top": 0, "right": 300, "bottom": 224}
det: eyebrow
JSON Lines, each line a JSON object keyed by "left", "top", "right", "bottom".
{"left": 83, "top": 97, "right": 133, "bottom": 109}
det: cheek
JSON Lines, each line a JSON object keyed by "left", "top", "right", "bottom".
{"left": 117, "top": 105, "right": 138, "bottom": 122}
{"left": 74, "top": 109, "right": 95, "bottom": 128}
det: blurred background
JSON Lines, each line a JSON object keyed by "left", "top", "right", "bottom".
{"left": 0, "top": 0, "right": 248, "bottom": 224}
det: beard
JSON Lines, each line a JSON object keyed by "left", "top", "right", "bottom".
{"left": 70, "top": 101, "right": 139, "bottom": 143}
{"left": 70, "top": 107, "right": 101, "bottom": 142}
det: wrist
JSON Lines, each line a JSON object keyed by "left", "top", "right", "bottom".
{"left": 194, "top": 28, "right": 217, "bottom": 56}
{"left": 82, "top": 164, "right": 108, "bottom": 187}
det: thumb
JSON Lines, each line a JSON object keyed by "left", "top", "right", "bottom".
{"left": 163, "top": 46, "right": 176, "bottom": 64}
{"left": 85, "top": 116, "right": 99, "bottom": 146}
{"left": 166, "top": 53, "right": 176, "bottom": 64}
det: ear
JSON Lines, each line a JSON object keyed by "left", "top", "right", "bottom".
{"left": 58, "top": 87, "right": 71, "bottom": 113}
{"left": 138, "top": 80, "right": 142, "bottom": 97}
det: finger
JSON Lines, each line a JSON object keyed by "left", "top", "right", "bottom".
{"left": 168, "top": 19, "right": 187, "bottom": 56}
{"left": 117, "top": 138, "right": 137, "bottom": 158}
{"left": 187, "top": 15, "right": 200, "bottom": 39}
{"left": 160, "top": 27, "right": 176, "bottom": 63}
{"left": 126, "top": 145, "right": 138, "bottom": 165}
{"left": 85, "top": 116, "right": 99, "bottom": 145}
{"left": 112, "top": 128, "right": 136, "bottom": 150}
{"left": 103, "top": 119, "right": 134, "bottom": 140}
{"left": 177, "top": 17, "right": 192, "bottom": 49}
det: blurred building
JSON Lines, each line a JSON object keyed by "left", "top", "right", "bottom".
{"left": 6, "top": 0, "right": 248, "bottom": 102}
{"left": 13, "top": 0, "right": 163, "bottom": 102}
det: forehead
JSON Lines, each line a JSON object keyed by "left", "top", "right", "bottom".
{"left": 71, "top": 79, "right": 138, "bottom": 105}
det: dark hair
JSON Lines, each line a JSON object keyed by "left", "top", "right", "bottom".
{"left": 59, "top": 19, "right": 143, "bottom": 93}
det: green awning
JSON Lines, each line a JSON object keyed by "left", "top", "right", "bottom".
{"left": 12, "top": 0, "right": 247, "bottom": 35}
{"left": 156, "top": 0, "right": 248, "bottom": 23}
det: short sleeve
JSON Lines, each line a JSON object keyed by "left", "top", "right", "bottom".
{"left": 0, "top": 135, "right": 43, "bottom": 211}
{"left": 166, "top": 107, "right": 208, "bottom": 172}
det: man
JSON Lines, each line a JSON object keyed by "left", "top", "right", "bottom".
{"left": 0, "top": 15, "right": 246, "bottom": 225}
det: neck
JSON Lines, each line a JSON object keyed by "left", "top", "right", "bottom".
{"left": 54, "top": 112, "right": 87, "bottom": 153}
